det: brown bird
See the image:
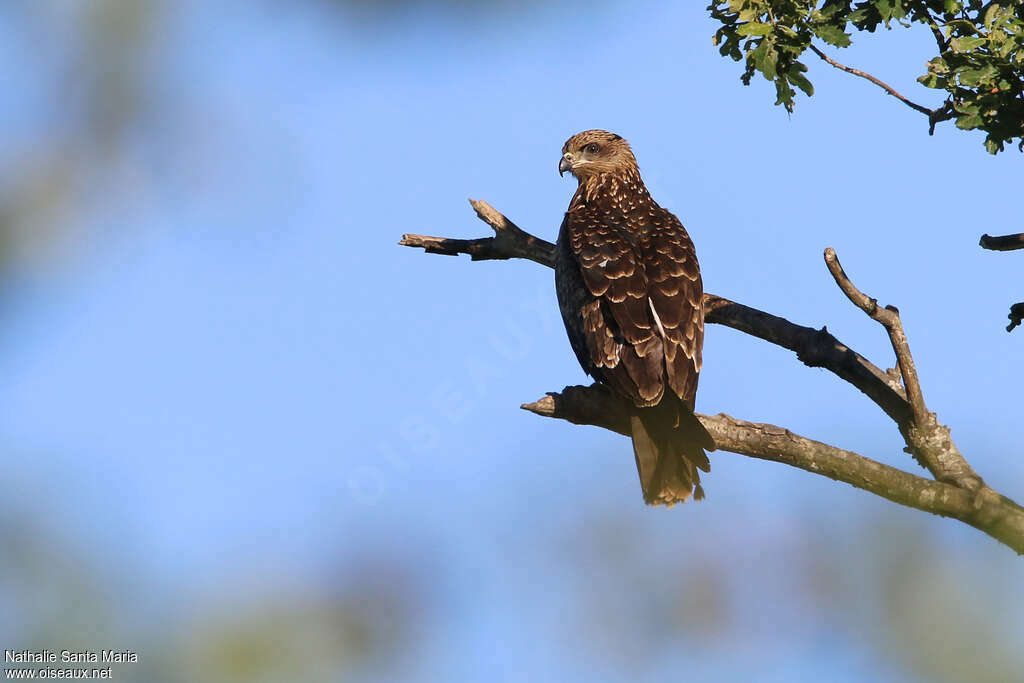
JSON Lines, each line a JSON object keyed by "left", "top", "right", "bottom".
{"left": 555, "top": 130, "right": 715, "bottom": 505}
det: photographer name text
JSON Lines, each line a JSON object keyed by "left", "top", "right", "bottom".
{"left": 5, "top": 651, "right": 137, "bottom": 665}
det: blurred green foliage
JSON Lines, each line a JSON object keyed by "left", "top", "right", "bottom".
{"left": 0, "top": 0, "right": 159, "bottom": 278}
{"left": 0, "top": 500, "right": 421, "bottom": 682}
{"left": 708, "top": 1, "right": 1024, "bottom": 153}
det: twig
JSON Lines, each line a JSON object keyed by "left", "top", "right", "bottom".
{"left": 980, "top": 232, "right": 1024, "bottom": 251}
{"left": 808, "top": 43, "right": 955, "bottom": 134}
{"left": 523, "top": 384, "right": 1024, "bottom": 554}
{"left": 927, "top": 101, "right": 957, "bottom": 135}
{"left": 809, "top": 43, "right": 932, "bottom": 115}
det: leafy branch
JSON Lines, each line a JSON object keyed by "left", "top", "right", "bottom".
{"left": 708, "top": 0, "right": 1024, "bottom": 154}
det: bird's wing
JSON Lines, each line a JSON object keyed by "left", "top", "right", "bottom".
{"left": 565, "top": 206, "right": 665, "bottom": 406}
{"left": 639, "top": 209, "right": 704, "bottom": 409}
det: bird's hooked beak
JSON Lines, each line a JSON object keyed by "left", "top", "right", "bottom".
{"left": 558, "top": 153, "right": 573, "bottom": 177}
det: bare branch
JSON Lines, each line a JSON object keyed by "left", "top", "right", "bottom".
{"left": 402, "top": 199, "right": 1020, "bottom": 549}
{"left": 823, "top": 247, "right": 983, "bottom": 490}
{"left": 400, "top": 199, "right": 555, "bottom": 267}
{"left": 703, "top": 295, "right": 910, "bottom": 426}
{"left": 980, "top": 232, "right": 1024, "bottom": 251}
{"left": 525, "top": 384, "right": 1024, "bottom": 554}
{"left": 823, "top": 247, "right": 929, "bottom": 426}
{"left": 809, "top": 43, "right": 932, "bottom": 115}
{"left": 808, "top": 43, "right": 955, "bottom": 134}
{"left": 401, "top": 202, "right": 910, "bottom": 427}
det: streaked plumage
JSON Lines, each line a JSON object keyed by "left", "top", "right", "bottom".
{"left": 555, "top": 130, "right": 714, "bottom": 505}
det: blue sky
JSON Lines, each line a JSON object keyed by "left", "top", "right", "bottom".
{"left": 1, "top": 1, "right": 1023, "bottom": 681}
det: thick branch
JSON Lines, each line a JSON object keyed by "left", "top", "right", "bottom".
{"left": 980, "top": 232, "right": 1024, "bottom": 251}
{"left": 524, "top": 384, "right": 1024, "bottom": 554}
{"left": 703, "top": 295, "right": 910, "bottom": 427}
{"left": 823, "top": 247, "right": 982, "bottom": 491}
{"left": 808, "top": 44, "right": 955, "bottom": 133}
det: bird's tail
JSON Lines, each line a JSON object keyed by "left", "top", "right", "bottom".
{"left": 629, "top": 395, "right": 715, "bottom": 506}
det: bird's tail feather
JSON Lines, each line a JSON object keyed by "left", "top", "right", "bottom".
{"left": 629, "top": 396, "right": 715, "bottom": 506}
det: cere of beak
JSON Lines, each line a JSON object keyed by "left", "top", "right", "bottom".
{"left": 558, "top": 154, "right": 573, "bottom": 176}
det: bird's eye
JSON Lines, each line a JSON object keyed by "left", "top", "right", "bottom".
{"left": 584, "top": 143, "right": 599, "bottom": 154}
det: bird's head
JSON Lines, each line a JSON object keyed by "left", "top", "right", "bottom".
{"left": 559, "top": 130, "right": 638, "bottom": 180}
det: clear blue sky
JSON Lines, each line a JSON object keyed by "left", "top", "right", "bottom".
{"left": 1, "top": 1, "right": 1022, "bottom": 681}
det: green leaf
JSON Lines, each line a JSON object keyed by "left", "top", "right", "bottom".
{"left": 925, "top": 56, "right": 950, "bottom": 74}
{"left": 876, "top": 0, "right": 893, "bottom": 21}
{"left": 789, "top": 70, "right": 814, "bottom": 96}
{"left": 956, "top": 112, "right": 983, "bottom": 129}
{"left": 815, "top": 24, "right": 852, "bottom": 47}
{"left": 848, "top": 7, "right": 870, "bottom": 23}
{"left": 950, "top": 36, "right": 986, "bottom": 52}
{"left": 737, "top": 22, "right": 773, "bottom": 36}
{"left": 750, "top": 39, "right": 778, "bottom": 80}
{"left": 917, "top": 73, "right": 947, "bottom": 89}
{"left": 983, "top": 4, "right": 1006, "bottom": 29}
{"left": 775, "top": 77, "right": 796, "bottom": 110}
{"left": 959, "top": 65, "right": 998, "bottom": 86}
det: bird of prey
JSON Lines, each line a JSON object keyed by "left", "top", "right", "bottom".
{"left": 555, "top": 130, "right": 715, "bottom": 505}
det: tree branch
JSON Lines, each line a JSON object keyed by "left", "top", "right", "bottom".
{"left": 928, "top": 22, "right": 948, "bottom": 53}
{"left": 703, "top": 295, "right": 910, "bottom": 427}
{"left": 403, "top": 203, "right": 909, "bottom": 425}
{"left": 401, "top": 199, "right": 1020, "bottom": 553}
{"left": 400, "top": 199, "right": 556, "bottom": 267}
{"left": 980, "top": 232, "right": 1024, "bottom": 252}
{"left": 807, "top": 43, "right": 956, "bottom": 134}
{"left": 523, "top": 384, "right": 1024, "bottom": 554}
{"left": 823, "top": 247, "right": 982, "bottom": 490}
{"left": 823, "top": 248, "right": 929, "bottom": 426}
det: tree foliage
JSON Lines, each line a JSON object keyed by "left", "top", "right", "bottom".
{"left": 709, "top": 0, "right": 1024, "bottom": 153}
